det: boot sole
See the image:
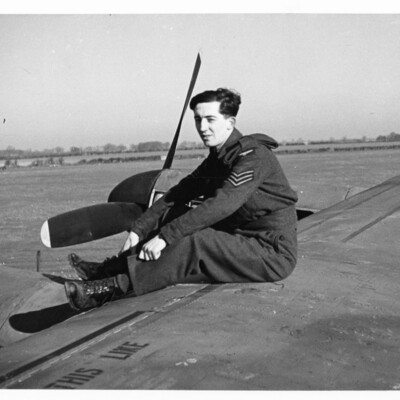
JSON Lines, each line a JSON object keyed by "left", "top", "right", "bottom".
{"left": 64, "top": 281, "right": 81, "bottom": 311}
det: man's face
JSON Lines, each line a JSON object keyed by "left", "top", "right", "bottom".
{"left": 193, "top": 101, "right": 235, "bottom": 148}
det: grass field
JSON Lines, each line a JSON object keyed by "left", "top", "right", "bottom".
{"left": 0, "top": 149, "right": 399, "bottom": 273}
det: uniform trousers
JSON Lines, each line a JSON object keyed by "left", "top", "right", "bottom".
{"left": 126, "top": 223, "right": 297, "bottom": 296}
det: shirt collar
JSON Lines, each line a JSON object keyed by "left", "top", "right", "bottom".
{"left": 214, "top": 128, "right": 243, "bottom": 160}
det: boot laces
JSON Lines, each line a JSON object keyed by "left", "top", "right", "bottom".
{"left": 83, "top": 279, "right": 115, "bottom": 295}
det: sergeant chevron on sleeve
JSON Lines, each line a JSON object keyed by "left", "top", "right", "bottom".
{"left": 64, "top": 88, "right": 299, "bottom": 311}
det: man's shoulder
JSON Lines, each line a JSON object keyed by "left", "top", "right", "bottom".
{"left": 222, "top": 132, "right": 279, "bottom": 166}
{"left": 238, "top": 133, "right": 279, "bottom": 151}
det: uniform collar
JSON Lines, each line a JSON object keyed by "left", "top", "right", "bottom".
{"left": 209, "top": 128, "right": 242, "bottom": 160}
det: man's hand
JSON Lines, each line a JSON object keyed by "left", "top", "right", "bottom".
{"left": 139, "top": 235, "right": 167, "bottom": 261}
{"left": 120, "top": 231, "right": 140, "bottom": 254}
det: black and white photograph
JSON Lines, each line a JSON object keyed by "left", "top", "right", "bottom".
{"left": 0, "top": 1, "right": 399, "bottom": 392}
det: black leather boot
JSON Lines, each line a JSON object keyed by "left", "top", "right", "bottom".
{"left": 68, "top": 252, "right": 130, "bottom": 281}
{"left": 64, "top": 274, "right": 130, "bottom": 311}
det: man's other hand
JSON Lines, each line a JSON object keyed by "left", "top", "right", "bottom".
{"left": 139, "top": 235, "right": 167, "bottom": 261}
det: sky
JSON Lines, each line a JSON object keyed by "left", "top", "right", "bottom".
{"left": 1, "top": 4, "right": 400, "bottom": 150}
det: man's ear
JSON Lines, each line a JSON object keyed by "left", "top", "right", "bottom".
{"left": 227, "top": 116, "right": 236, "bottom": 129}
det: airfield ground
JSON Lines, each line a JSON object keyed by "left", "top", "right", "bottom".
{"left": 0, "top": 149, "right": 398, "bottom": 273}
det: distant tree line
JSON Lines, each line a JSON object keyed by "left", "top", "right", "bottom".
{"left": 281, "top": 132, "right": 400, "bottom": 146}
{"left": 0, "top": 140, "right": 207, "bottom": 161}
{"left": 376, "top": 132, "right": 400, "bottom": 142}
{"left": 1, "top": 133, "right": 399, "bottom": 161}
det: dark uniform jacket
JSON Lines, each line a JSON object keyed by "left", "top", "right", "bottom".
{"left": 131, "top": 128, "right": 298, "bottom": 245}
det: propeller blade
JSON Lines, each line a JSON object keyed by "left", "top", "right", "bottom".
{"left": 41, "top": 202, "right": 143, "bottom": 248}
{"left": 163, "top": 52, "right": 202, "bottom": 169}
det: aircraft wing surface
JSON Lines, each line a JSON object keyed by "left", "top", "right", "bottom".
{"left": 0, "top": 175, "right": 399, "bottom": 390}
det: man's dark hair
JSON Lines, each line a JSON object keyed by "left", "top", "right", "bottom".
{"left": 189, "top": 88, "right": 241, "bottom": 117}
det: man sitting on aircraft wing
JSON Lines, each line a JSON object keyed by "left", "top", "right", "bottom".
{"left": 64, "top": 88, "right": 299, "bottom": 311}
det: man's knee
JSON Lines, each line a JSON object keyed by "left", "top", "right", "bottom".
{"left": 271, "top": 256, "right": 297, "bottom": 282}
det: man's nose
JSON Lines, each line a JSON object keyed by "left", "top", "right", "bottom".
{"left": 200, "top": 119, "right": 208, "bottom": 132}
